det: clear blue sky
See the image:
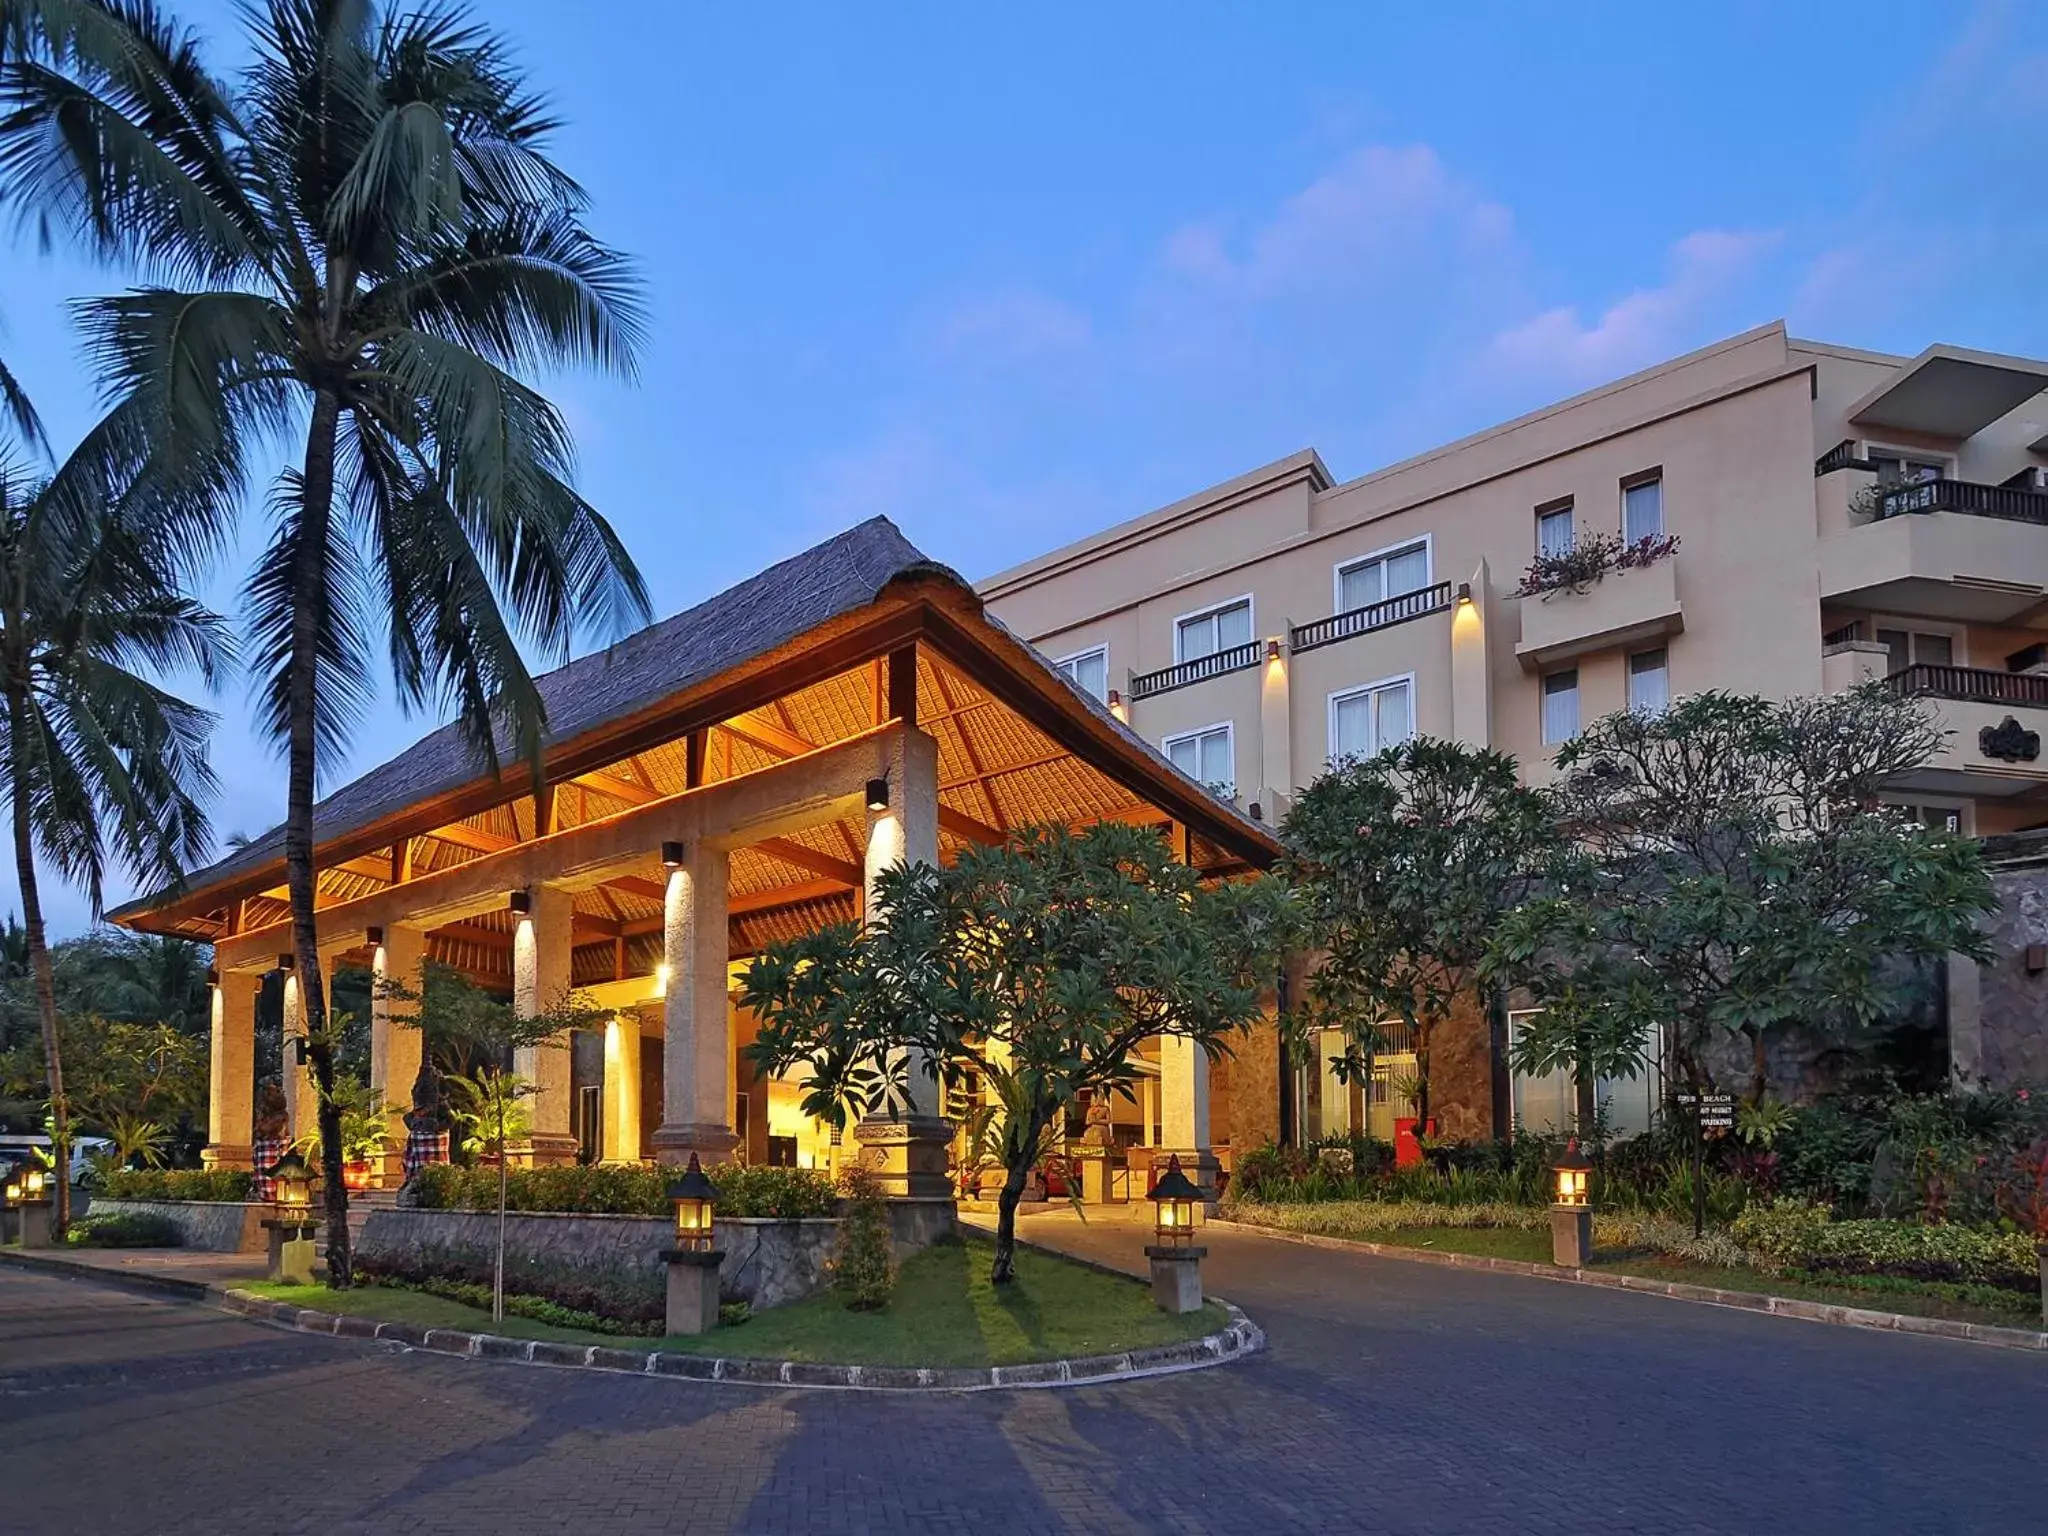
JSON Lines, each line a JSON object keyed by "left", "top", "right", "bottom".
{"left": 6, "top": 0, "right": 2044, "bottom": 935}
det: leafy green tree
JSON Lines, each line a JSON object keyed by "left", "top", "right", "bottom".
{"left": 1493, "top": 687, "right": 1998, "bottom": 1105}
{"left": 1280, "top": 738, "right": 1558, "bottom": 1135}
{"left": 386, "top": 962, "right": 599, "bottom": 1320}
{"left": 2, "top": 0, "right": 648, "bottom": 1279}
{"left": 0, "top": 454, "right": 225, "bottom": 1231}
{"left": 741, "top": 821, "right": 1293, "bottom": 1284}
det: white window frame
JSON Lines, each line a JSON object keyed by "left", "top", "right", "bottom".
{"left": 1051, "top": 643, "right": 1110, "bottom": 702}
{"left": 1863, "top": 443, "right": 1953, "bottom": 482}
{"left": 1332, "top": 534, "right": 1433, "bottom": 617}
{"left": 1534, "top": 500, "right": 1575, "bottom": 558}
{"left": 1327, "top": 672, "right": 1418, "bottom": 763}
{"left": 1509, "top": 1008, "right": 1664, "bottom": 1139}
{"left": 1868, "top": 614, "right": 1968, "bottom": 669}
{"left": 1627, "top": 646, "right": 1670, "bottom": 716}
{"left": 1880, "top": 797, "right": 1969, "bottom": 835}
{"left": 1170, "top": 594, "right": 1256, "bottom": 666}
{"left": 1541, "top": 668, "right": 1580, "bottom": 746}
{"left": 1161, "top": 720, "right": 1236, "bottom": 797}
{"left": 1621, "top": 470, "right": 1665, "bottom": 543}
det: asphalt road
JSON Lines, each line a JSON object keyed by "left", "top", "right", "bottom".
{"left": 1, "top": 1224, "right": 2040, "bottom": 1535}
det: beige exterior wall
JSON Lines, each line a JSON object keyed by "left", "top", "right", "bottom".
{"left": 985, "top": 320, "right": 2048, "bottom": 838}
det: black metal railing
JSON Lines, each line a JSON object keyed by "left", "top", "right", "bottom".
{"left": 1289, "top": 581, "right": 1453, "bottom": 654}
{"left": 1815, "top": 439, "right": 1870, "bottom": 476}
{"left": 1874, "top": 477, "right": 2048, "bottom": 526}
{"left": 1822, "top": 620, "right": 1867, "bottom": 648}
{"left": 1885, "top": 664, "right": 2048, "bottom": 709}
{"left": 1128, "top": 639, "right": 1264, "bottom": 701}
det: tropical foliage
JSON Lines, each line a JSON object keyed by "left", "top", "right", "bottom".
{"left": 2, "top": 0, "right": 648, "bottom": 1281}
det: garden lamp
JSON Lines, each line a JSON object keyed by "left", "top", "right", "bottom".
{"left": 267, "top": 1150, "right": 313, "bottom": 1218}
{"left": 3, "top": 1171, "right": 19, "bottom": 1205}
{"left": 1549, "top": 1139, "right": 1594, "bottom": 1267}
{"left": 22, "top": 1165, "right": 45, "bottom": 1200}
{"left": 667, "top": 1153, "right": 719, "bottom": 1253}
{"left": 1149, "top": 1155, "right": 1202, "bottom": 1248}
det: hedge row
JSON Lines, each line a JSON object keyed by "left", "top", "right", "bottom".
{"left": 99, "top": 1168, "right": 254, "bottom": 1203}
{"left": 405, "top": 1162, "right": 838, "bottom": 1219}
{"left": 1731, "top": 1201, "right": 2041, "bottom": 1290}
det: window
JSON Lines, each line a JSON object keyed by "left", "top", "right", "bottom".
{"left": 1174, "top": 598, "right": 1252, "bottom": 663}
{"left": 1510, "top": 1010, "right": 1661, "bottom": 1140}
{"left": 1163, "top": 723, "right": 1234, "bottom": 796}
{"left": 1884, "top": 801, "right": 1964, "bottom": 834}
{"left": 1053, "top": 645, "right": 1108, "bottom": 702}
{"left": 1623, "top": 475, "right": 1663, "bottom": 543}
{"left": 1542, "top": 669, "right": 1579, "bottom": 745}
{"left": 1536, "top": 504, "right": 1575, "bottom": 559}
{"left": 1337, "top": 539, "right": 1430, "bottom": 614}
{"left": 1628, "top": 647, "right": 1669, "bottom": 715}
{"left": 1869, "top": 454, "right": 1944, "bottom": 484}
{"left": 1875, "top": 627, "right": 1954, "bottom": 675}
{"left": 1329, "top": 676, "right": 1416, "bottom": 762}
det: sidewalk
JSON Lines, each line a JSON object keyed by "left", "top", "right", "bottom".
{"left": 0, "top": 1243, "right": 269, "bottom": 1298}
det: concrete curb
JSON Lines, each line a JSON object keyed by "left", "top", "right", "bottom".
{"left": 1211, "top": 1217, "right": 2048, "bottom": 1354}
{"left": 212, "top": 1285, "right": 1264, "bottom": 1392}
{"left": 0, "top": 1244, "right": 215, "bottom": 1302}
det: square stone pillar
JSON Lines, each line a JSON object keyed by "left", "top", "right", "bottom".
{"left": 1450, "top": 561, "right": 1493, "bottom": 750}
{"left": 1158, "top": 1033, "right": 1218, "bottom": 1211}
{"left": 513, "top": 884, "right": 579, "bottom": 1165}
{"left": 370, "top": 925, "right": 426, "bottom": 1183}
{"left": 204, "top": 971, "right": 261, "bottom": 1170}
{"left": 282, "top": 970, "right": 318, "bottom": 1147}
{"left": 652, "top": 844, "right": 738, "bottom": 1165}
{"left": 603, "top": 1012, "right": 644, "bottom": 1164}
{"left": 853, "top": 726, "right": 953, "bottom": 1198}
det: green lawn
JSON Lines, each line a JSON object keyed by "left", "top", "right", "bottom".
{"left": 246, "top": 1236, "right": 1224, "bottom": 1366}
{"left": 1252, "top": 1221, "right": 2037, "bottom": 1330}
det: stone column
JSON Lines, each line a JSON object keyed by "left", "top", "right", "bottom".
{"left": 853, "top": 727, "right": 953, "bottom": 1198}
{"left": 1139, "top": 1075, "right": 1157, "bottom": 1147}
{"left": 513, "top": 884, "right": 579, "bottom": 1165}
{"left": 203, "top": 971, "right": 261, "bottom": 1169}
{"left": 282, "top": 968, "right": 317, "bottom": 1146}
{"left": 603, "top": 1011, "right": 644, "bottom": 1164}
{"left": 1157, "top": 1033, "right": 1218, "bottom": 1211}
{"left": 370, "top": 925, "right": 425, "bottom": 1183}
{"left": 651, "top": 843, "right": 738, "bottom": 1165}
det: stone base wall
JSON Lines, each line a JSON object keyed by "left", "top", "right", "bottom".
{"left": 1964, "top": 832, "right": 2048, "bottom": 1090}
{"left": 356, "top": 1200, "right": 956, "bottom": 1323}
{"left": 81, "top": 1198, "right": 267, "bottom": 1252}
{"left": 1225, "top": 1016, "right": 1283, "bottom": 1155}
{"left": 1429, "top": 994, "right": 1498, "bottom": 1143}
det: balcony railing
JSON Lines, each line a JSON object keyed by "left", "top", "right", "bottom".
{"left": 1874, "top": 477, "right": 2048, "bottom": 526}
{"left": 1128, "top": 640, "right": 1263, "bottom": 701}
{"left": 1884, "top": 664, "right": 2048, "bottom": 708}
{"left": 1822, "top": 620, "right": 1867, "bottom": 648}
{"left": 1289, "top": 581, "right": 1453, "bottom": 654}
{"left": 1815, "top": 439, "right": 1871, "bottom": 476}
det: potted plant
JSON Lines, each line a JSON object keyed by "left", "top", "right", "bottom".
{"left": 307, "top": 1076, "right": 391, "bottom": 1192}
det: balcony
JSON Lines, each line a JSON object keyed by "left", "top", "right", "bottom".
{"left": 1513, "top": 556, "right": 1682, "bottom": 672}
{"left": 1129, "top": 640, "right": 1263, "bottom": 701}
{"left": 1883, "top": 664, "right": 2048, "bottom": 794}
{"left": 1815, "top": 476, "right": 2048, "bottom": 623}
{"left": 1290, "top": 581, "right": 1452, "bottom": 654}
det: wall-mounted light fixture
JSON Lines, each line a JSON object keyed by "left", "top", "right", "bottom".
{"left": 508, "top": 889, "right": 532, "bottom": 916}
{"left": 205, "top": 967, "right": 220, "bottom": 988}
{"left": 866, "top": 777, "right": 890, "bottom": 812}
{"left": 366, "top": 925, "right": 384, "bottom": 947}
{"left": 661, "top": 839, "right": 686, "bottom": 868}
{"left": 1456, "top": 581, "right": 1474, "bottom": 606}
{"left": 1265, "top": 638, "right": 1283, "bottom": 662}
{"left": 275, "top": 953, "right": 295, "bottom": 973}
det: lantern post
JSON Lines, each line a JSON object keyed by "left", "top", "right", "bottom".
{"left": 1, "top": 1164, "right": 23, "bottom": 1245}
{"left": 16, "top": 1162, "right": 53, "bottom": 1249}
{"left": 661, "top": 1154, "right": 724, "bottom": 1335}
{"left": 1550, "top": 1139, "right": 1594, "bottom": 1267}
{"left": 261, "top": 1150, "right": 319, "bottom": 1284}
{"left": 1143, "top": 1154, "right": 1208, "bottom": 1314}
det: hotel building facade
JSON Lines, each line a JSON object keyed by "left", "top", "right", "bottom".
{"left": 981, "top": 322, "right": 2048, "bottom": 1143}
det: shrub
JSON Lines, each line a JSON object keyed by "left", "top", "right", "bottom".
{"left": 99, "top": 1168, "right": 255, "bottom": 1202}
{"left": 831, "top": 1167, "right": 894, "bottom": 1310}
{"left": 404, "top": 1161, "right": 838, "bottom": 1219}
{"left": 354, "top": 1250, "right": 664, "bottom": 1327}
{"left": 1731, "top": 1199, "right": 2037, "bottom": 1289}
{"left": 369, "top": 1274, "right": 657, "bottom": 1336}
{"left": 66, "top": 1211, "right": 183, "bottom": 1248}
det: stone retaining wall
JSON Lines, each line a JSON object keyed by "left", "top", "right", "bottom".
{"left": 83, "top": 1198, "right": 267, "bottom": 1252}
{"left": 356, "top": 1199, "right": 954, "bottom": 1321}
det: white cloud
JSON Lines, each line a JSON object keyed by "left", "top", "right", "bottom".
{"left": 1486, "top": 229, "right": 1778, "bottom": 390}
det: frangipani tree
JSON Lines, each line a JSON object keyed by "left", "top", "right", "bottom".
{"left": 741, "top": 821, "right": 1293, "bottom": 1284}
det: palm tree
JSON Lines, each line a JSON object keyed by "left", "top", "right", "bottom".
{"left": 0, "top": 452, "right": 227, "bottom": 1233}
{"left": 0, "top": 0, "right": 649, "bottom": 1282}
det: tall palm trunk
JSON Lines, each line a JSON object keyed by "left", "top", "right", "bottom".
{"left": 286, "top": 389, "right": 350, "bottom": 1285}
{"left": 7, "top": 678, "right": 68, "bottom": 1234}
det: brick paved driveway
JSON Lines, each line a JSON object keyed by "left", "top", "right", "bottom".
{"left": 2, "top": 1224, "right": 2040, "bottom": 1536}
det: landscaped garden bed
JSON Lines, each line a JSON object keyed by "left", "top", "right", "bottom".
{"left": 246, "top": 1235, "right": 1224, "bottom": 1366}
